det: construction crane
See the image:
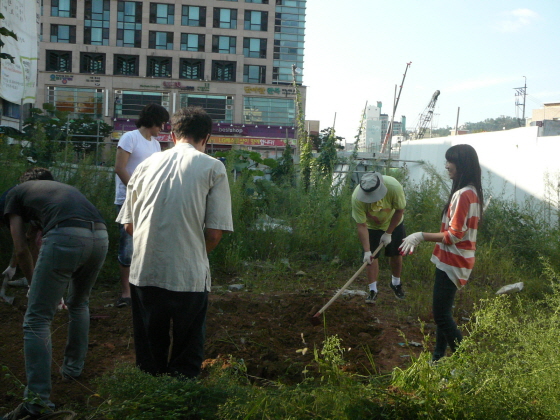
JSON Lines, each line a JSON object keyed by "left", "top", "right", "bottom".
{"left": 412, "top": 90, "right": 440, "bottom": 140}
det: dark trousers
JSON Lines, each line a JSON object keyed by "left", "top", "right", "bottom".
{"left": 130, "top": 284, "right": 208, "bottom": 378}
{"left": 432, "top": 268, "right": 462, "bottom": 361}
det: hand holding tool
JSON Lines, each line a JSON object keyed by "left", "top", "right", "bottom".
{"left": 380, "top": 232, "right": 392, "bottom": 246}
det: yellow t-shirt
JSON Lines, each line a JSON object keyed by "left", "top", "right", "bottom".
{"left": 351, "top": 175, "right": 406, "bottom": 231}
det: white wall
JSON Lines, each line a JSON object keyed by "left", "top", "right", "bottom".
{"left": 399, "top": 126, "right": 560, "bottom": 215}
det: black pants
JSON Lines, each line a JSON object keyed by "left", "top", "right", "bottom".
{"left": 130, "top": 284, "right": 208, "bottom": 378}
{"left": 432, "top": 268, "right": 462, "bottom": 361}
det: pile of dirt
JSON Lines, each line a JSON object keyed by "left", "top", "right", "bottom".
{"left": 0, "top": 280, "right": 428, "bottom": 413}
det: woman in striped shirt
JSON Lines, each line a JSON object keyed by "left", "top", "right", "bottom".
{"left": 399, "top": 144, "right": 484, "bottom": 362}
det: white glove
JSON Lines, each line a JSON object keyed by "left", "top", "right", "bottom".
{"left": 399, "top": 232, "right": 425, "bottom": 255}
{"left": 380, "top": 233, "right": 392, "bottom": 247}
{"left": 2, "top": 266, "right": 16, "bottom": 280}
{"left": 363, "top": 251, "right": 373, "bottom": 265}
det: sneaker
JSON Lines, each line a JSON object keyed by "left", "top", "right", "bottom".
{"left": 60, "top": 367, "right": 80, "bottom": 383}
{"left": 390, "top": 283, "right": 405, "bottom": 300}
{"left": 116, "top": 297, "right": 131, "bottom": 308}
{"left": 7, "top": 277, "right": 28, "bottom": 287}
{"left": 365, "top": 290, "right": 377, "bottom": 304}
{"left": 1, "top": 403, "right": 43, "bottom": 420}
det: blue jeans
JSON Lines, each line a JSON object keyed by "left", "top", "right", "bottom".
{"left": 23, "top": 226, "right": 108, "bottom": 414}
{"left": 116, "top": 205, "right": 133, "bottom": 267}
{"left": 432, "top": 268, "right": 462, "bottom": 361}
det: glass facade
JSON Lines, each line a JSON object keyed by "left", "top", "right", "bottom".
{"left": 84, "top": 0, "right": 110, "bottom": 46}
{"left": 243, "top": 97, "right": 295, "bottom": 126}
{"left": 116, "top": 91, "right": 169, "bottom": 118}
{"left": 117, "top": 1, "right": 142, "bottom": 48}
{"left": 274, "top": 0, "right": 305, "bottom": 84}
{"left": 180, "top": 94, "right": 233, "bottom": 123}
{"left": 46, "top": 87, "right": 104, "bottom": 119}
{"left": 179, "top": 59, "right": 204, "bottom": 80}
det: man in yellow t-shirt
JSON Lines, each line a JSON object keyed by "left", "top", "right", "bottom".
{"left": 352, "top": 172, "right": 406, "bottom": 302}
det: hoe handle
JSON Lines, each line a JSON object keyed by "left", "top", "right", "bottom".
{"left": 314, "top": 243, "right": 384, "bottom": 317}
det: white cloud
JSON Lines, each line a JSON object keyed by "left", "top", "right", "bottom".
{"left": 495, "top": 9, "right": 539, "bottom": 33}
{"left": 446, "top": 76, "right": 519, "bottom": 93}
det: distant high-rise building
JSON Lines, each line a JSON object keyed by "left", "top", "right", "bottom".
{"left": 30, "top": 0, "right": 307, "bottom": 156}
{"left": 357, "top": 102, "right": 406, "bottom": 154}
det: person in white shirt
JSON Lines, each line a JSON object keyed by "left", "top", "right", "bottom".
{"left": 117, "top": 106, "right": 233, "bottom": 378}
{"left": 114, "top": 103, "right": 169, "bottom": 308}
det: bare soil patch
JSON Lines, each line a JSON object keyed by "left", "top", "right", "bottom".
{"left": 0, "top": 271, "right": 443, "bottom": 414}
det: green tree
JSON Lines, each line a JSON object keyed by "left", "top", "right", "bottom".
{"left": 309, "top": 128, "right": 344, "bottom": 152}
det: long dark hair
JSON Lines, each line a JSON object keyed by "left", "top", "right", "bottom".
{"left": 442, "top": 144, "right": 484, "bottom": 218}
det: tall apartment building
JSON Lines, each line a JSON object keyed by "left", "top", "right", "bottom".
{"left": 35, "top": 0, "right": 306, "bottom": 156}
{"left": 356, "top": 99, "right": 407, "bottom": 154}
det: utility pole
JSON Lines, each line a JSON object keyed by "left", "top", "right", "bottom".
{"left": 514, "top": 77, "right": 527, "bottom": 127}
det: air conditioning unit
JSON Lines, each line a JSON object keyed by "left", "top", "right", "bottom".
{"left": 162, "top": 101, "right": 169, "bottom": 106}
{"left": 115, "top": 90, "right": 122, "bottom": 94}
{"left": 226, "top": 105, "right": 233, "bottom": 110}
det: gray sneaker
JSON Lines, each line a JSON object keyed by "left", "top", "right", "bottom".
{"left": 390, "top": 283, "right": 405, "bottom": 300}
{"left": 365, "top": 290, "right": 377, "bottom": 304}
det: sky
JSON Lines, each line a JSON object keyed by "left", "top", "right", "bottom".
{"left": 303, "top": 0, "right": 560, "bottom": 143}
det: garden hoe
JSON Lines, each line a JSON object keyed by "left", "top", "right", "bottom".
{"left": 310, "top": 242, "right": 384, "bottom": 326}
{"left": 1, "top": 273, "right": 15, "bottom": 305}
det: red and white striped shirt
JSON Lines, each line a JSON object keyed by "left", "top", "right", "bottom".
{"left": 431, "top": 185, "right": 480, "bottom": 288}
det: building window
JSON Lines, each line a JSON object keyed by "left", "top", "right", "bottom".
{"left": 46, "top": 50, "right": 72, "bottom": 72}
{"left": 117, "top": 91, "right": 169, "bottom": 118}
{"left": 147, "top": 57, "right": 172, "bottom": 78}
{"left": 2, "top": 99, "right": 21, "bottom": 119}
{"left": 149, "top": 3, "right": 175, "bottom": 24}
{"left": 51, "top": 0, "right": 76, "bottom": 18}
{"left": 181, "top": 5, "right": 206, "bottom": 27}
{"left": 180, "top": 94, "right": 233, "bottom": 122}
{"left": 212, "top": 61, "right": 236, "bottom": 82}
{"left": 80, "top": 53, "right": 105, "bottom": 74}
{"left": 180, "top": 34, "right": 205, "bottom": 52}
{"left": 84, "top": 0, "right": 110, "bottom": 46}
{"left": 179, "top": 59, "right": 204, "bottom": 80}
{"left": 114, "top": 54, "right": 139, "bottom": 76}
{"left": 212, "top": 36, "right": 236, "bottom": 54}
{"left": 213, "top": 8, "right": 237, "bottom": 29}
{"left": 117, "top": 1, "right": 142, "bottom": 48}
{"left": 243, "top": 97, "right": 295, "bottom": 126}
{"left": 243, "top": 38, "right": 266, "bottom": 58}
{"left": 50, "top": 25, "right": 76, "bottom": 43}
{"left": 246, "top": 0, "right": 268, "bottom": 3}
{"left": 244, "top": 65, "right": 265, "bottom": 83}
{"left": 46, "top": 87, "right": 104, "bottom": 119}
{"left": 149, "top": 31, "right": 174, "bottom": 50}
{"left": 244, "top": 10, "right": 268, "bottom": 31}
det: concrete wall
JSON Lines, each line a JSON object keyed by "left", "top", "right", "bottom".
{"left": 399, "top": 126, "right": 560, "bottom": 219}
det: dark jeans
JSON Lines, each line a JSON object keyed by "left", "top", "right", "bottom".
{"left": 130, "top": 284, "right": 208, "bottom": 378}
{"left": 432, "top": 268, "right": 462, "bottom": 361}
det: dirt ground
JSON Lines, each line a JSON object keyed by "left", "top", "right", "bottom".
{"left": 0, "top": 269, "right": 451, "bottom": 415}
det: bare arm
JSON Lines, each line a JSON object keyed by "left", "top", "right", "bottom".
{"left": 386, "top": 209, "right": 404, "bottom": 234}
{"left": 205, "top": 228, "right": 223, "bottom": 254}
{"left": 422, "top": 232, "right": 445, "bottom": 242}
{"left": 9, "top": 214, "right": 34, "bottom": 284}
{"left": 356, "top": 223, "right": 370, "bottom": 252}
{"left": 124, "top": 223, "right": 134, "bottom": 236}
{"left": 115, "top": 148, "right": 132, "bottom": 186}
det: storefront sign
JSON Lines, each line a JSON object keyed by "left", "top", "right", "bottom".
{"left": 49, "top": 74, "right": 74, "bottom": 84}
{"left": 214, "top": 123, "right": 295, "bottom": 139}
{"left": 244, "top": 86, "right": 296, "bottom": 96}
{"left": 85, "top": 76, "right": 101, "bottom": 86}
{"left": 209, "top": 136, "right": 293, "bottom": 147}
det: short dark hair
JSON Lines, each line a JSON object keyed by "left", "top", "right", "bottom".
{"left": 19, "top": 167, "right": 54, "bottom": 183}
{"left": 171, "top": 106, "right": 213, "bottom": 143}
{"left": 136, "top": 103, "right": 170, "bottom": 129}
